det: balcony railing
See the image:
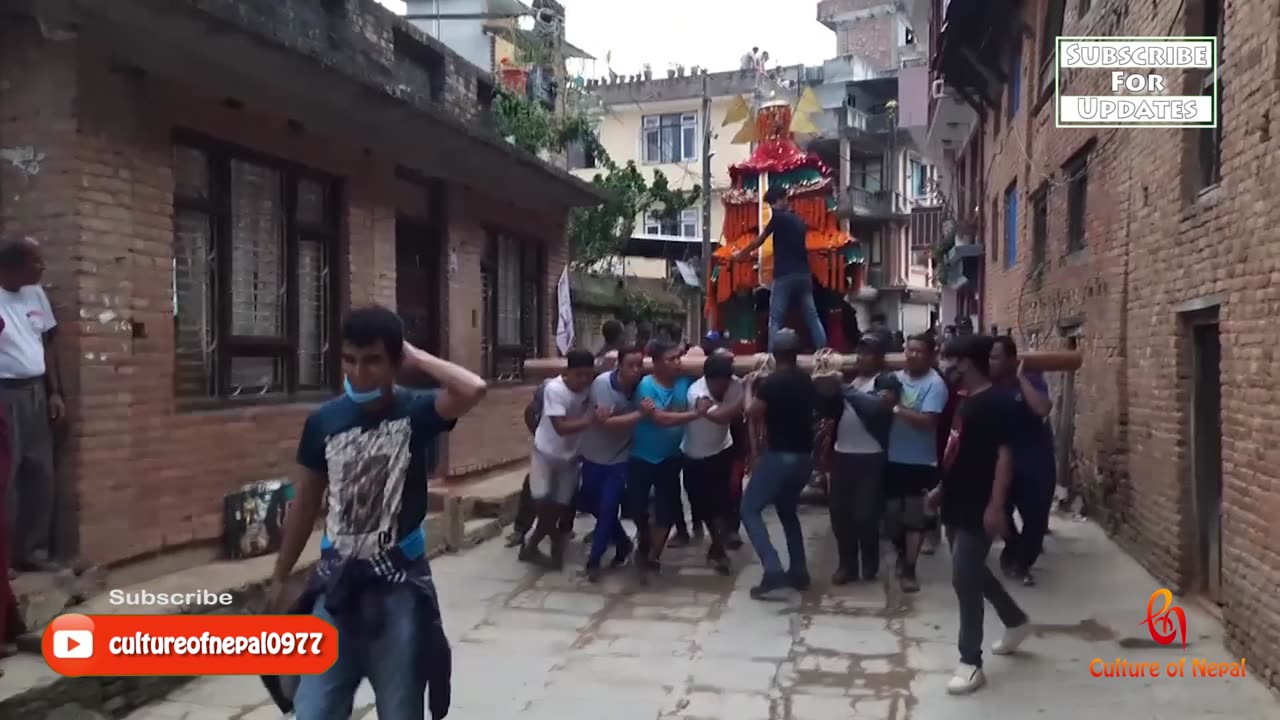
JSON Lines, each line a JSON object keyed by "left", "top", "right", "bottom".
{"left": 844, "top": 187, "right": 905, "bottom": 220}
{"left": 841, "top": 107, "right": 894, "bottom": 136}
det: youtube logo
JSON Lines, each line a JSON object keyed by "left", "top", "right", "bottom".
{"left": 44, "top": 613, "right": 99, "bottom": 674}
{"left": 53, "top": 629, "right": 94, "bottom": 659}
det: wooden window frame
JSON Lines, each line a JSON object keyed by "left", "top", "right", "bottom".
{"left": 172, "top": 130, "right": 341, "bottom": 408}
{"left": 1196, "top": 0, "right": 1224, "bottom": 190}
{"left": 1063, "top": 142, "right": 1092, "bottom": 252}
{"left": 481, "top": 233, "right": 546, "bottom": 382}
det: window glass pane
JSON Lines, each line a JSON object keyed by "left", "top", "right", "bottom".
{"left": 644, "top": 130, "right": 661, "bottom": 163}
{"left": 660, "top": 126, "right": 680, "bottom": 163}
{"left": 298, "top": 237, "right": 328, "bottom": 387}
{"left": 496, "top": 236, "right": 522, "bottom": 345}
{"left": 174, "top": 146, "right": 209, "bottom": 200}
{"left": 230, "top": 160, "right": 285, "bottom": 337}
{"left": 297, "top": 178, "right": 327, "bottom": 226}
{"left": 228, "top": 356, "right": 284, "bottom": 396}
{"left": 682, "top": 126, "right": 696, "bottom": 160}
{"left": 173, "top": 209, "right": 215, "bottom": 397}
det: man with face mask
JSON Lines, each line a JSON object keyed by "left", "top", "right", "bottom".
{"left": 927, "top": 334, "right": 1031, "bottom": 696}
{"left": 266, "top": 306, "right": 488, "bottom": 719}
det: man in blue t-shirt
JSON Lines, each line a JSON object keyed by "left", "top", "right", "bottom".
{"left": 731, "top": 186, "right": 828, "bottom": 352}
{"left": 267, "top": 306, "right": 487, "bottom": 719}
{"left": 885, "top": 333, "right": 948, "bottom": 593}
{"left": 629, "top": 340, "right": 706, "bottom": 579}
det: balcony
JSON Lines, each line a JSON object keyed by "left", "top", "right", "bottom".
{"left": 839, "top": 187, "right": 908, "bottom": 222}
{"left": 841, "top": 107, "right": 894, "bottom": 137}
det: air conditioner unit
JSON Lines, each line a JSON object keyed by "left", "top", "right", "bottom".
{"left": 931, "top": 79, "right": 946, "bottom": 99}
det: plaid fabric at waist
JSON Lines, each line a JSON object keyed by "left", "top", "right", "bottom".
{"left": 294, "top": 527, "right": 432, "bottom": 621}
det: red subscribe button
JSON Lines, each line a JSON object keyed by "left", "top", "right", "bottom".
{"left": 42, "top": 613, "right": 338, "bottom": 677}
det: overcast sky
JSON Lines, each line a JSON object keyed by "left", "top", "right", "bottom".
{"left": 375, "top": 0, "right": 836, "bottom": 76}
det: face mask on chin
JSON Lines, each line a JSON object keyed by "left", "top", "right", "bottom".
{"left": 344, "top": 377, "right": 385, "bottom": 404}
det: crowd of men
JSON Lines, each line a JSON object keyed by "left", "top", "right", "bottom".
{"left": 502, "top": 315, "right": 1056, "bottom": 696}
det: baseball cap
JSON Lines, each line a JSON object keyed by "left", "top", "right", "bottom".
{"left": 856, "top": 332, "right": 888, "bottom": 354}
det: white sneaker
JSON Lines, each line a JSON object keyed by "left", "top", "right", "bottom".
{"left": 992, "top": 621, "right": 1033, "bottom": 655}
{"left": 947, "top": 663, "right": 986, "bottom": 695}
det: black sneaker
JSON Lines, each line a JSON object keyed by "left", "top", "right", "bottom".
{"left": 611, "top": 539, "right": 634, "bottom": 568}
{"left": 707, "top": 549, "right": 731, "bottom": 576}
{"left": 749, "top": 574, "right": 791, "bottom": 601}
{"left": 788, "top": 571, "right": 811, "bottom": 592}
{"left": 518, "top": 545, "right": 550, "bottom": 567}
{"left": 692, "top": 526, "right": 706, "bottom": 543}
{"left": 831, "top": 567, "right": 855, "bottom": 586}
{"left": 581, "top": 565, "right": 602, "bottom": 583}
{"left": 505, "top": 530, "right": 526, "bottom": 548}
{"left": 725, "top": 532, "right": 744, "bottom": 550}
{"left": 899, "top": 569, "right": 920, "bottom": 594}
{"left": 668, "top": 533, "right": 691, "bottom": 549}
{"left": 1021, "top": 569, "right": 1037, "bottom": 587}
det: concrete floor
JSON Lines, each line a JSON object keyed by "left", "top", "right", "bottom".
{"left": 126, "top": 511, "right": 1280, "bottom": 720}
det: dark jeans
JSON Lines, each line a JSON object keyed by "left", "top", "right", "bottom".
{"left": 741, "top": 451, "right": 812, "bottom": 579}
{"left": 580, "top": 461, "right": 630, "bottom": 568}
{"left": 948, "top": 526, "right": 1029, "bottom": 668}
{"left": 2, "top": 379, "right": 55, "bottom": 563}
{"left": 672, "top": 472, "right": 709, "bottom": 538}
{"left": 768, "top": 273, "right": 827, "bottom": 350}
{"left": 293, "top": 585, "right": 431, "bottom": 720}
{"left": 626, "top": 457, "right": 682, "bottom": 537}
{"left": 512, "top": 473, "right": 572, "bottom": 538}
{"left": 1000, "top": 454, "right": 1057, "bottom": 570}
{"left": 830, "top": 452, "right": 884, "bottom": 577}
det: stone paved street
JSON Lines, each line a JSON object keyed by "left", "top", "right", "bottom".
{"left": 126, "top": 510, "right": 1280, "bottom": 720}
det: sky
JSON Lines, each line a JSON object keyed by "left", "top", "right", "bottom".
{"left": 375, "top": 0, "right": 836, "bottom": 76}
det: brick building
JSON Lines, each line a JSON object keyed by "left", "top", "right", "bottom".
{"left": 931, "top": 0, "right": 1280, "bottom": 691}
{"left": 0, "top": 0, "right": 603, "bottom": 565}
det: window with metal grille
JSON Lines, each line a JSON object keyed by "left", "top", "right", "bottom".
{"left": 171, "top": 137, "right": 337, "bottom": 403}
{"left": 1039, "top": 0, "right": 1066, "bottom": 98}
{"left": 1030, "top": 185, "right": 1048, "bottom": 269}
{"left": 1064, "top": 144, "right": 1090, "bottom": 252}
{"left": 483, "top": 233, "right": 545, "bottom": 381}
{"left": 1196, "top": 0, "right": 1224, "bottom": 190}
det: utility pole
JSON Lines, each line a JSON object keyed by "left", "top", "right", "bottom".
{"left": 700, "top": 70, "right": 713, "bottom": 337}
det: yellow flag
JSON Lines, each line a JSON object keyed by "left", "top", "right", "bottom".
{"left": 729, "top": 120, "right": 758, "bottom": 144}
{"left": 722, "top": 95, "right": 751, "bottom": 127}
{"left": 791, "top": 112, "right": 819, "bottom": 136}
{"left": 795, "top": 87, "right": 822, "bottom": 115}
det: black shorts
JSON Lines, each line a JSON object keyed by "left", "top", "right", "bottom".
{"left": 626, "top": 457, "right": 682, "bottom": 528}
{"left": 682, "top": 448, "right": 734, "bottom": 522}
{"left": 883, "top": 463, "right": 937, "bottom": 533}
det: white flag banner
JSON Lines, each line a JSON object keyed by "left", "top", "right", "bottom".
{"left": 555, "top": 266, "right": 574, "bottom": 355}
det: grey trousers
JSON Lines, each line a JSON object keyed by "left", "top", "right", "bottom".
{"left": 948, "top": 526, "right": 1028, "bottom": 667}
{"left": 2, "top": 379, "right": 55, "bottom": 563}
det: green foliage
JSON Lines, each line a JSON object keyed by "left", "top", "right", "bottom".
{"left": 615, "top": 287, "right": 668, "bottom": 327}
{"left": 489, "top": 87, "right": 702, "bottom": 272}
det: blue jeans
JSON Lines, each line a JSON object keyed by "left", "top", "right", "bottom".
{"left": 580, "top": 461, "right": 631, "bottom": 568}
{"left": 769, "top": 273, "right": 827, "bottom": 350}
{"left": 741, "top": 451, "right": 813, "bottom": 579}
{"left": 294, "top": 586, "right": 427, "bottom": 720}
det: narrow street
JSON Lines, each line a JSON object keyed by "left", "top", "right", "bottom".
{"left": 126, "top": 511, "right": 1278, "bottom": 720}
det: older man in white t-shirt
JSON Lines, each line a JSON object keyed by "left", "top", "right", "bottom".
{"left": 0, "top": 238, "right": 63, "bottom": 573}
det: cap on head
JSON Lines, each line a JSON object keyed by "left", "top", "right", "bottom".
{"left": 771, "top": 328, "right": 801, "bottom": 354}
{"left": 856, "top": 332, "right": 887, "bottom": 355}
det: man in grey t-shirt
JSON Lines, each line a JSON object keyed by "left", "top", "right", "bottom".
{"left": 578, "top": 347, "right": 649, "bottom": 581}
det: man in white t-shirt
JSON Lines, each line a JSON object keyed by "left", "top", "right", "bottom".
{"left": 523, "top": 350, "right": 606, "bottom": 570}
{"left": 681, "top": 354, "right": 745, "bottom": 574}
{"left": 0, "top": 238, "right": 63, "bottom": 573}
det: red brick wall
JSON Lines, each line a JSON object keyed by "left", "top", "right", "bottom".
{"left": 0, "top": 26, "right": 572, "bottom": 565}
{"left": 978, "top": 0, "right": 1280, "bottom": 690}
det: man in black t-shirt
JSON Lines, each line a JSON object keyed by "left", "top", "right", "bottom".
{"left": 741, "top": 330, "right": 840, "bottom": 600}
{"left": 731, "top": 187, "right": 828, "bottom": 351}
{"left": 927, "top": 335, "right": 1031, "bottom": 696}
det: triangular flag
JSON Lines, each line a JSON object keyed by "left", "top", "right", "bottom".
{"left": 791, "top": 112, "right": 819, "bottom": 136}
{"left": 722, "top": 95, "right": 751, "bottom": 127}
{"left": 795, "top": 86, "right": 822, "bottom": 115}
{"left": 729, "top": 120, "right": 757, "bottom": 144}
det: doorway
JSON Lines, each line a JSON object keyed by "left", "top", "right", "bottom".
{"left": 395, "top": 215, "right": 442, "bottom": 386}
{"left": 1186, "top": 310, "right": 1223, "bottom": 604}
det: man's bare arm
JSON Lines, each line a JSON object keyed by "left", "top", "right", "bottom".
{"left": 895, "top": 407, "right": 938, "bottom": 430}
{"left": 600, "top": 409, "right": 645, "bottom": 431}
{"left": 704, "top": 395, "right": 744, "bottom": 426}
{"left": 403, "top": 343, "right": 488, "bottom": 420}
{"left": 550, "top": 414, "right": 595, "bottom": 435}
{"left": 42, "top": 328, "right": 62, "bottom": 396}
{"left": 271, "top": 466, "right": 326, "bottom": 584}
